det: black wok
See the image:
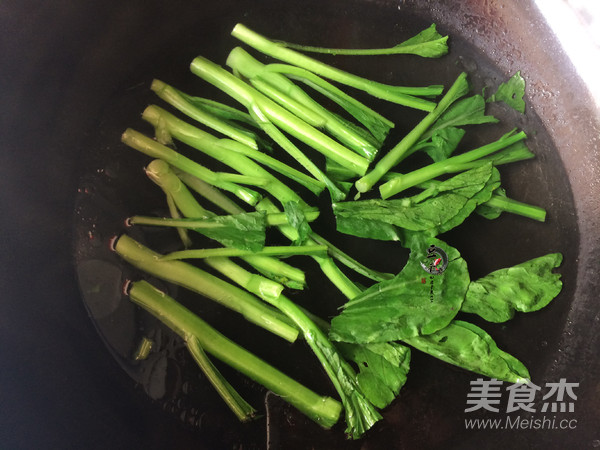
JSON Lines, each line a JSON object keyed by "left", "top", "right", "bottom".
{"left": 1, "top": 0, "right": 598, "bottom": 448}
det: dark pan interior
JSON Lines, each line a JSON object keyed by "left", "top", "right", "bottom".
{"left": 2, "top": 0, "right": 599, "bottom": 449}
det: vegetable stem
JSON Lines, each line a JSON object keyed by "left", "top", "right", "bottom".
{"left": 122, "top": 128, "right": 262, "bottom": 205}
{"left": 379, "top": 130, "right": 527, "bottom": 198}
{"left": 160, "top": 245, "right": 329, "bottom": 261}
{"left": 231, "top": 24, "right": 442, "bottom": 109}
{"left": 484, "top": 194, "right": 547, "bottom": 222}
{"left": 186, "top": 336, "right": 257, "bottom": 422}
{"left": 115, "top": 235, "right": 299, "bottom": 342}
{"left": 128, "top": 280, "right": 342, "bottom": 427}
{"left": 189, "top": 56, "right": 370, "bottom": 176}
{"left": 355, "top": 72, "right": 469, "bottom": 193}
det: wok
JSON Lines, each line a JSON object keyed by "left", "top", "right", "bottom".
{"left": 1, "top": 0, "right": 598, "bottom": 448}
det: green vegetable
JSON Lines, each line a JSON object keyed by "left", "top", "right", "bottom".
{"left": 284, "top": 200, "right": 312, "bottom": 245}
{"left": 268, "top": 63, "right": 394, "bottom": 144}
{"left": 355, "top": 72, "right": 470, "bottom": 193}
{"left": 403, "top": 320, "right": 530, "bottom": 383}
{"left": 334, "top": 164, "right": 500, "bottom": 244}
{"left": 115, "top": 235, "right": 299, "bottom": 342}
{"left": 133, "top": 337, "right": 154, "bottom": 361}
{"left": 206, "top": 256, "right": 382, "bottom": 439}
{"left": 128, "top": 280, "right": 342, "bottom": 427}
{"left": 337, "top": 342, "right": 411, "bottom": 409}
{"left": 487, "top": 71, "right": 526, "bottom": 114}
{"left": 379, "top": 129, "right": 526, "bottom": 198}
{"left": 151, "top": 79, "right": 266, "bottom": 150}
{"left": 476, "top": 188, "right": 546, "bottom": 222}
{"left": 142, "top": 159, "right": 306, "bottom": 288}
{"left": 329, "top": 238, "right": 469, "bottom": 343}
{"left": 122, "top": 128, "right": 262, "bottom": 206}
{"left": 158, "top": 245, "right": 329, "bottom": 261}
{"left": 461, "top": 253, "right": 563, "bottom": 322}
{"left": 131, "top": 212, "right": 268, "bottom": 252}
{"left": 165, "top": 191, "right": 193, "bottom": 249}
{"left": 231, "top": 24, "right": 443, "bottom": 110}
{"left": 226, "top": 47, "right": 381, "bottom": 161}
{"left": 143, "top": 105, "right": 319, "bottom": 204}
{"left": 273, "top": 24, "right": 448, "bottom": 57}
{"left": 189, "top": 56, "right": 370, "bottom": 186}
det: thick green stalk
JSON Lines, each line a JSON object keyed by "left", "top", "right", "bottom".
{"left": 379, "top": 130, "right": 527, "bottom": 198}
{"left": 129, "top": 209, "right": 320, "bottom": 229}
{"left": 355, "top": 72, "right": 470, "bottom": 193}
{"left": 175, "top": 169, "right": 246, "bottom": 215}
{"left": 231, "top": 23, "right": 441, "bottom": 110}
{"left": 173, "top": 170, "right": 363, "bottom": 299}
{"left": 266, "top": 63, "right": 394, "bottom": 144}
{"left": 484, "top": 195, "right": 546, "bottom": 222}
{"left": 145, "top": 160, "right": 307, "bottom": 289}
{"left": 143, "top": 105, "right": 307, "bottom": 206}
{"left": 189, "top": 56, "right": 370, "bottom": 176}
{"left": 255, "top": 198, "right": 363, "bottom": 300}
{"left": 160, "top": 245, "right": 329, "bottom": 261}
{"left": 128, "top": 280, "right": 341, "bottom": 427}
{"left": 151, "top": 79, "right": 259, "bottom": 149}
{"left": 227, "top": 47, "right": 380, "bottom": 160}
{"left": 122, "top": 128, "right": 261, "bottom": 206}
{"left": 165, "top": 192, "right": 192, "bottom": 249}
{"left": 214, "top": 139, "right": 326, "bottom": 196}
{"left": 186, "top": 336, "right": 257, "bottom": 422}
{"left": 115, "top": 235, "right": 298, "bottom": 342}
{"left": 205, "top": 258, "right": 381, "bottom": 438}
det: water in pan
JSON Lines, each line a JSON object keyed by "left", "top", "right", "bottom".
{"left": 72, "top": 3, "right": 578, "bottom": 449}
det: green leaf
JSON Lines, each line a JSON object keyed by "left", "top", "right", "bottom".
{"left": 284, "top": 201, "right": 312, "bottom": 245}
{"left": 191, "top": 212, "right": 267, "bottom": 252}
{"left": 461, "top": 253, "right": 563, "bottom": 322}
{"left": 476, "top": 187, "right": 507, "bottom": 220}
{"left": 421, "top": 127, "right": 466, "bottom": 162}
{"left": 333, "top": 163, "right": 500, "bottom": 244}
{"left": 387, "top": 24, "right": 449, "bottom": 58}
{"left": 487, "top": 71, "right": 526, "bottom": 114}
{"left": 403, "top": 320, "right": 530, "bottom": 383}
{"left": 420, "top": 95, "right": 498, "bottom": 143}
{"left": 329, "top": 238, "right": 470, "bottom": 343}
{"left": 272, "top": 23, "right": 448, "bottom": 58}
{"left": 338, "top": 342, "right": 411, "bottom": 409}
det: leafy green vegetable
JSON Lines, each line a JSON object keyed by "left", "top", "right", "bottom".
{"left": 270, "top": 63, "right": 394, "bottom": 144}
{"left": 461, "top": 253, "right": 563, "bottom": 322}
{"left": 273, "top": 24, "right": 448, "bottom": 57}
{"left": 140, "top": 160, "right": 307, "bottom": 289}
{"left": 226, "top": 47, "right": 381, "bottom": 161}
{"left": 204, "top": 256, "right": 381, "bottom": 439}
{"left": 131, "top": 211, "right": 268, "bottom": 252}
{"left": 487, "top": 71, "right": 526, "bottom": 114}
{"left": 329, "top": 238, "right": 469, "bottom": 343}
{"left": 355, "top": 72, "right": 470, "bottom": 193}
{"left": 151, "top": 79, "right": 267, "bottom": 150}
{"left": 116, "top": 235, "right": 299, "bottom": 342}
{"left": 231, "top": 23, "right": 443, "bottom": 110}
{"left": 476, "top": 188, "right": 546, "bottom": 222}
{"left": 403, "top": 320, "right": 530, "bottom": 383}
{"left": 284, "top": 201, "right": 312, "bottom": 245}
{"left": 128, "top": 280, "right": 342, "bottom": 427}
{"left": 420, "top": 127, "right": 466, "bottom": 162}
{"left": 379, "top": 129, "right": 526, "bottom": 198}
{"left": 157, "top": 245, "right": 328, "bottom": 261}
{"left": 334, "top": 164, "right": 500, "bottom": 244}
{"left": 122, "top": 129, "right": 263, "bottom": 206}
{"left": 338, "top": 342, "right": 411, "bottom": 409}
